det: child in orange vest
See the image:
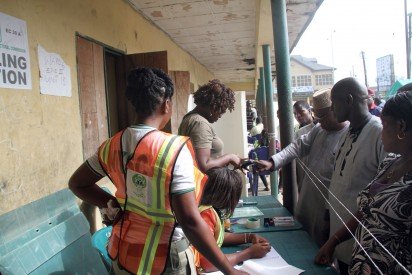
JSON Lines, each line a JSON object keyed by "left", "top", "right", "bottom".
{"left": 192, "top": 167, "right": 271, "bottom": 273}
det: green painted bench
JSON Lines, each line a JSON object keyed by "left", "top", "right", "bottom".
{"left": 0, "top": 188, "right": 107, "bottom": 274}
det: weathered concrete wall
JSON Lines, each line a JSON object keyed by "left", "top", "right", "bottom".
{"left": 0, "top": 0, "right": 213, "bottom": 214}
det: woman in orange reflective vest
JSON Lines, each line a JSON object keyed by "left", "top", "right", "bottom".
{"left": 193, "top": 167, "right": 271, "bottom": 273}
{"left": 69, "top": 68, "right": 245, "bottom": 275}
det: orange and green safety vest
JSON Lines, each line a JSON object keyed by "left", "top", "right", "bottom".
{"left": 98, "top": 129, "right": 206, "bottom": 274}
{"left": 192, "top": 205, "right": 225, "bottom": 272}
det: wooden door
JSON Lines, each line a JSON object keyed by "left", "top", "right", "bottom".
{"left": 76, "top": 36, "right": 108, "bottom": 160}
{"left": 170, "top": 71, "right": 190, "bottom": 134}
{"left": 115, "top": 51, "right": 169, "bottom": 131}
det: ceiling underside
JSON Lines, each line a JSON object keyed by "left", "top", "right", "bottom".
{"left": 127, "top": 0, "right": 323, "bottom": 88}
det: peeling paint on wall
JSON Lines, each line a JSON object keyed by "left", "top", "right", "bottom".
{"left": 182, "top": 4, "right": 192, "bottom": 11}
{"left": 213, "top": 0, "right": 229, "bottom": 5}
{"left": 151, "top": 10, "right": 163, "bottom": 18}
{"left": 223, "top": 12, "right": 249, "bottom": 21}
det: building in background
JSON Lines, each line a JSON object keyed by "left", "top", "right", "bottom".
{"left": 274, "top": 55, "right": 334, "bottom": 101}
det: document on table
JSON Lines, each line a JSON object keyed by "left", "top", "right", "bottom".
{"left": 232, "top": 206, "right": 263, "bottom": 219}
{"left": 202, "top": 246, "right": 304, "bottom": 275}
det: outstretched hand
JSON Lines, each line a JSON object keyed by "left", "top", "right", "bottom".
{"left": 253, "top": 160, "right": 274, "bottom": 172}
{"left": 229, "top": 154, "right": 243, "bottom": 169}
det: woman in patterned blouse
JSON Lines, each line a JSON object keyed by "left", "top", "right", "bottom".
{"left": 315, "top": 91, "right": 412, "bottom": 274}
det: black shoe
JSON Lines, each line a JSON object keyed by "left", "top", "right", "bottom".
{"left": 264, "top": 187, "right": 270, "bottom": 191}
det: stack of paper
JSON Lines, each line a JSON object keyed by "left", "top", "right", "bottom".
{"left": 202, "top": 247, "right": 304, "bottom": 275}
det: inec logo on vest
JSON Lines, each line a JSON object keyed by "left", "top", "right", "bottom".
{"left": 127, "top": 170, "right": 152, "bottom": 202}
{"left": 132, "top": 174, "right": 147, "bottom": 188}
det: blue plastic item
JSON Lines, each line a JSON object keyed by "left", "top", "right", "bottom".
{"left": 91, "top": 226, "right": 113, "bottom": 268}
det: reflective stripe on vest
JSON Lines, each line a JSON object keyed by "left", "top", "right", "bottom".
{"left": 136, "top": 134, "right": 186, "bottom": 275}
{"left": 97, "top": 130, "right": 206, "bottom": 274}
{"left": 98, "top": 131, "right": 126, "bottom": 199}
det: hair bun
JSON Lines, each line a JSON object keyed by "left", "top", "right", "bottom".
{"left": 127, "top": 68, "right": 155, "bottom": 90}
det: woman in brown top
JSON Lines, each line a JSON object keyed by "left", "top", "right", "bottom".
{"left": 179, "top": 79, "right": 242, "bottom": 172}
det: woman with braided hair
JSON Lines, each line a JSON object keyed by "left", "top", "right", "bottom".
{"left": 69, "top": 68, "right": 245, "bottom": 275}
{"left": 179, "top": 79, "right": 242, "bottom": 172}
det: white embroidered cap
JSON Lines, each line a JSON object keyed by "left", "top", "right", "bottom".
{"left": 312, "top": 88, "right": 332, "bottom": 110}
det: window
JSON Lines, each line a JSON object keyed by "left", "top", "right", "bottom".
{"left": 291, "top": 76, "right": 296, "bottom": 87}
{"left": 296, "top": 75, "right": 312, "bottom": 86}
{"left": 315, "top": 74, "right": 334, "bottom": 85}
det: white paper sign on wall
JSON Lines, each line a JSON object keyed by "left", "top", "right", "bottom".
{"left": 0, "top": 12, "right": 32, "bottom": 90}
{"left": 38, "top": 45, "right": 71, "bottom": 97}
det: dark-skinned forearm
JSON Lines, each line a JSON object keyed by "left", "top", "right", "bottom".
{"left": 68, "top": 162, "right": 115, "bottom": 208}
{"left": 200, "top": 154, "right": 236, "bottom": 172}
{"left": 330, "top": 212, "right": 362, "bottom": 245}
{"left": 223, "top": 232, "right": 254, "bottom": 246}
{"left": 179, "top": 213, "right": 234, "bottom": 274}
{"left": 69, "top": 183, "right": 115, "bottom": 208}
{"left": 203, "top": 249, "right": 252, "bottom": 273}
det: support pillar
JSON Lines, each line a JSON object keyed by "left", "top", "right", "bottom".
{"left": 270, "top": 0, "right": 298, "bottom": 213}
{"left": 259, "top": 67, "right": 268, "bottom": 129}
{"left": 262, "top": 45, "right": 279, "bottom": 196}
{"left": 256, "top": 80, "right": 262, "bottom": 116}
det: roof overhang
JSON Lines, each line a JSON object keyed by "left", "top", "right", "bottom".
{"left": 126, "top": 0, "right": 323, "bottom": 94}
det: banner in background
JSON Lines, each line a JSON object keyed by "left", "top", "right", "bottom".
{"left": 0, "top": 12, "right": 31, "bottom": 90}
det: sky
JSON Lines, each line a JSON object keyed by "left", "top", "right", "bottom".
{"left": 292, "top": 0, "right": 408, "bottom": 87}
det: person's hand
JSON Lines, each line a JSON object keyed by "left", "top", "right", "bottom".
{"left": 248, "top": 242, "right": 271, "bottom": 258}
{"left": 229, "top": 154, "right": 243, "bottom": 169}
{"left": 253, "top": 160, "right": 273, "bottom": 172}
{"left": 100, "top": 199, "right": 123, "bottom": 226}
{"left": 238, "top": 158, "right": 255, "bottom": 174}
{"left": 314, "top": 239, "right": 336, "bottom": 265}
{"left": 249, "top": 234, "right": 269, "bottom": 244}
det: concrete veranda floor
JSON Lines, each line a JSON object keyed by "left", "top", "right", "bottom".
{"left": 247, "top": 175, "right": 283, "bottom": 204}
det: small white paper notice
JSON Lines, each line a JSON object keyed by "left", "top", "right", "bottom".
{"left": 38, "top": 45, "right": 71, "bottom": 97}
